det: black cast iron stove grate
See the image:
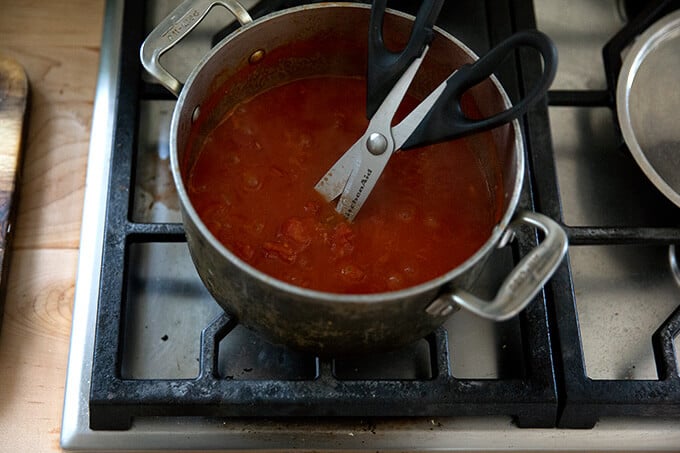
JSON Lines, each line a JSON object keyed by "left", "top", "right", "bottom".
{"left": 543, "top": 0, "right": 680, "bottom": 429}
{"left": 90, "top": 0, "right": 579, "bottom": 431}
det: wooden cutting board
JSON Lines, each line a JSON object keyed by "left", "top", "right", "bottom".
{"left": 0, "top": 55, "right": 28, "bottom": 319}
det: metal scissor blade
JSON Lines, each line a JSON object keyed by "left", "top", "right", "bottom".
{"left": 314, "top": 144, "right": 360, "bottom": 202}
{"left": 336, "top": 144, "right": 392, "bottom": 221}
{"left": 391, "top": 77, "right": 448, "bottom": 149}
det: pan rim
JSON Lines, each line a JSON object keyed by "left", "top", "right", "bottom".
{"left": 616, "top": 9, "right": 680, "bottom": 208}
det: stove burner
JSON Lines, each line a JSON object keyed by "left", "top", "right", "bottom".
{"left": 83, "top": 0, "right": 680, "bottom": 434}
{"left": 546, "top": 0, "right": 680, "bottom": 428}
{"left": 87, "top": 0, "right": 563, "bottom": 431}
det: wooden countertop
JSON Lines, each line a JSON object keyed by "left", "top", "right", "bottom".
{"left": 0, "top": 1, "right": 105, "bottom": 451}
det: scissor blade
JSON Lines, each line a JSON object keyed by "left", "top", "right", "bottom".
{"left": 391, "top": 77, "right": 448, "bottom": 149}
{"left": 336, "top": 146, "right": 391, "bottom": 222}
{"left": 314, "top": 144, "right": 360, "bottom": 202}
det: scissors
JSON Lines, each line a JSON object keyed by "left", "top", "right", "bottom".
{"left": 314, "top": 0, "right": 557, "bottom": 222}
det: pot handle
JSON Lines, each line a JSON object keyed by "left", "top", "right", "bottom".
{"left": 426, "top": 211, "right": 568, "bottom": 321}
{"left": 140, "top": 0, "right": 253, "bottom": 97}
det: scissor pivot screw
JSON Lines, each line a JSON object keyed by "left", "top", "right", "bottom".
{"left": 366, "top": 133, "right": 388, "bottom": 155}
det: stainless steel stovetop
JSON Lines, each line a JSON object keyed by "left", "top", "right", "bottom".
{"left": 61, "top": 0, "right": 680, "bottom": 450}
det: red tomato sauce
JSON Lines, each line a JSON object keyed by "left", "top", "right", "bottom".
{"left": 187, "top": 76, "right": 501, "bottom": 294}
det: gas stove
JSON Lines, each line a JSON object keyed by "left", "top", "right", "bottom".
{"left": 61, "top": 0, "right": 680, "bottom": 450}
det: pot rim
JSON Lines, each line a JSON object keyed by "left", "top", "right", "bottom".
{"left": 169, "top": 2, "right": 525, "bottom": 303}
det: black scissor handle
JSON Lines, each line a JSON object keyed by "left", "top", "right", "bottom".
{"left": 367, "top": 0, "right": 445, "bottom": 118}
{"left": 401, "top": 30, "right": 558, "bottom": 149}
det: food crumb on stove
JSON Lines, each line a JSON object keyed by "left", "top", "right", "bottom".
{"left": 161, "top": 334, "right": 169, "bottom": 341}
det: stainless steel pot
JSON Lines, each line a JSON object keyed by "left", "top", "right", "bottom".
{"left": 141, "top": 1, "right": 568, "bottom": 355}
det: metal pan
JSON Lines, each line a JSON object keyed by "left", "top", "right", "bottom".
{"left": 617, "top": 9, "right": 680, "bottom": 208}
